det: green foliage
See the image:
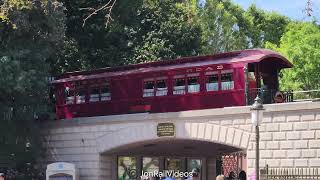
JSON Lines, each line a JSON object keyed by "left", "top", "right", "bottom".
{"left": 245, "top": 4, "right": 290, "bottom": 47}
{"left": 266, "top": 22, "right": 320, "bottom": 92}
{"left": 0, "top": 0, "right": 65, "bottom": 172}
{"left": 125, "top": 0, "right": 201, "bottom": 63}
{"left": 199, "top": 0, "right": 249, "bottom": 53}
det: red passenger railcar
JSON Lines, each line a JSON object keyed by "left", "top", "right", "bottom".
{"left": 51, "top": 49, "right": 292, "bottom": 119}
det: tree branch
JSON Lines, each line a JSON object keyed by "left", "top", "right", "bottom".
{"left": 81, "top": 0, "right": 117, "bottom": 27}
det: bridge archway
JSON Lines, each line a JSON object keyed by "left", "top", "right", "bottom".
{"left": 96, "top": 122, "right": 251, "bottom": 180}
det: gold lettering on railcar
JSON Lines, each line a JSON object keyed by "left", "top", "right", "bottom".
{"left": 205, "top": 67, "right": 214, "bottom": 71}
{"left": 157, "top": 123, "right": 175, "bottom": 137}
{"left": 217, "top": 65, "right": 223, "bottom": 70}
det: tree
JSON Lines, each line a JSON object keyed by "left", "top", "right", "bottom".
{"left": 0, "top": 0, "right": 65, "bottom": 176}
{"left": 199, "top": 0, "right": 249, "bottom": 54}
{"left": 245, "top": 4, "right": 290, "bottom": 47}
{"left": 266, "top": 22, "right": 320, "bottom": 92}
{"left": 125, "top": 0, "right": 201, "bottom": 63}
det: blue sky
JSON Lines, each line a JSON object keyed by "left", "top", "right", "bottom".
{"left": 232, "top": 0, "right": 320, "bottom": 20}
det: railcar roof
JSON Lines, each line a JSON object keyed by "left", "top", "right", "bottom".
{"left": 52, "top": 49, "right": 292, "bottom": 84}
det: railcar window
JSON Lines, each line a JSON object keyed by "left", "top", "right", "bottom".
{"left": 221, "top": 73, "right": 234, "bottom": 90}
{"left": 156, "top": 80, "right": 167, "bottom": 96}
{"left": 101, "top": 83, "right": 111, "bottom": 101}
{"left": 143, "top": 81, "right": 155, "bottom": 97}
{"left": 206, "top": 74, "right": 219, "bottom": 91}
{"left": 65, "top": 87, "right": 74, "bottom": 105}
{"left": 76, "top": 88, "right": 86, "bottom": 104}
{"left": 173, "top": 78, "right": 186, "bottom": 95}
{"left": 90, "top": 87, "right": 100, "bottom": 102}
{"left": 187, "top": 77, "right": 200, "bottom": 93}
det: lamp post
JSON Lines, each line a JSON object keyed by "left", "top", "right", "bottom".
{"left": 250, "top": 96, "right": 264, "bottom": 180}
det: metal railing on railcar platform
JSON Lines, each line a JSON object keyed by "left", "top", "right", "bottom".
{"left": 247, "top": 88, "right": 294, "bottom": 105}
{"left": 247, "top": 89, "right": 320, "bottom": 105}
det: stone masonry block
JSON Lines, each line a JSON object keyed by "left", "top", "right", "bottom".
{"left": 204, "top": 124, "right": 213, "bottom": 140}
{"left": 281, "top": 159, "right": 294, "bottom": 167}
{"left": 262, "top": 116, "right": 272, "bottom": 123}
{"left": 221, "top": 120, "right": 233, "bottom": 125}
{"left": 259, "top": 160, "right": 266, "bottom": 167}
{"left": 309, "top": 140, "right": 320, "bottom": 148}
{"left": 266, "top": 141, "right": 279, "bottom": 150}
{"left": 259, "top": 141, "right": 266, "bottom": 150}
{"left": 301, "top": 114, "right": 315, "bottom": 121}
{"left": 280, "top": 141, "right": 293, "bottom": 149}
{"left": 232, "top": 130, "right": 242, "bottom": 147}
{"left": 219, "top": 126, "right": 227, "bottom": 142}
{"left": 273, "top": 132, "right": 286, "bottom": 140}
{"left": 310, "top": 121, "right": 320, "bottom": 130}
{"left": 287, "top": 132, "right": 300, "bottom": 140}
{"left": 273, "top": 150, "right": 286, "bottom": 158}
{"left": 212, "top": 125, "right": 220, "bottom": 141}
{"left": 247, "top": 150, "right": 256, "bottom": 159}
{"left": 266, "top": 124, "right": 280, "bottom": 132}
{"left": 294, "top": 122, "right": 309, "bottom": 131}
{"left": 295, "top": 159, "right": 308, "bottom": 167}
{"left": 248, "top": 141, "right": 266, "bottom": 150}
{"left": 260, "top": 132, "right": 272, "bottom": 141}
{"left": 266, "top": 159, "right": 280, "bottom": 167}
{"left": 226, "top": 128, "right": 235, "bottom": 144}
{"left": 280, "top": 123, "right": 293, "bottom": 131}
{"left": 238, "top": 125, "right": 252, "bottom": 132}
{"left": 287, "top": 115, "right": 300, "bottom": 122}
{"left": 259, "top": 124, "right": 266, "bottom": 132}
{"left": 247, "top": 159, "right": 254, "bottom": 168}
{"left": 197, "top": 123, "right": 206, "bottom": 139}
{"left": 317, "top": 130, "right": 320, "bottom": 139}
{"left": 294, "top": 140, "right": 308, "bottom": 149}
{"left": 301, "top": 131, "right": 315, "bottom": 139}
{"left": 260, "top": 150, "right": 273, "bottom": 159}
{"left": 240, "top": 132, "right": 250, "bottom": 148}
{"left": 287, "top": 150, "right": 301, "bottom": 158}
{"left": 233, "top": 118, "right": 246, "bottom": 125}
{"left": 272, "top": 115, "right": 286, "bottom": 122}
{"left": 309, "top": 159, "right": 320, "bottom": 167}
{"left": 302, "top": 150, "right": 316, "bottom": 158}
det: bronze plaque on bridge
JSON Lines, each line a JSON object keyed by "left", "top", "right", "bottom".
{"left": 157, "top": 123, "right": 175, "bottom": 137}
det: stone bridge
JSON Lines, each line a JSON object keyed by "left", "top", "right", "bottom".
{"left": 41, "top": 101, "right": 320, "bottom": 180}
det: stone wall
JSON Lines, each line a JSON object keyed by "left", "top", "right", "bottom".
{"left": 40, "top": 101, "right": 320, "bottom": 180}
{"left": 246, "top": 102, "right": 320, "bottom": 176}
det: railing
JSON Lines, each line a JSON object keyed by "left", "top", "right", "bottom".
{"left": 261, "top": 165, "right": 320, "bottom": 180}
{"left": 247, "top": 89, "right": 320, "bottom": 105}
{"left": 247, "top": 88, "right": 294, "bottom": 105}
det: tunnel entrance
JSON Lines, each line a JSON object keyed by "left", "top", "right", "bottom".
{"left": 101, "top": 139, "right": 246, "bottom": 180}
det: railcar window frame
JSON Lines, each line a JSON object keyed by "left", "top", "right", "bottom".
{"left": 173, "top": 75, "right": 186, "bottom": 95}
{"left": 64, "top": 84, "right": 75, "bottom": 105}
{"left": 205, "top": 71, "right": 219, "bottom": 92}
{"left": 155, "top": 77, "right": 168, "bottom": 97}
{"left": 75, "top": 81, "right": 87, "bottom": 104}
{"left": 88, "top": 79, "right": 112, "bottom": 103}
{"left": 100, "top": 81, "right": 111, "bottom": 101}
{"left": 143, "top": 77, "right": 168, "bottom": 97}
{"left": 221, "top": 70, "right": 234, "bottom": 91}
{"left": 143, "top": 79, "right": 155, "bottom": 97}
{"left": 187, "top": 73, "right": 200, "bottom": 93}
